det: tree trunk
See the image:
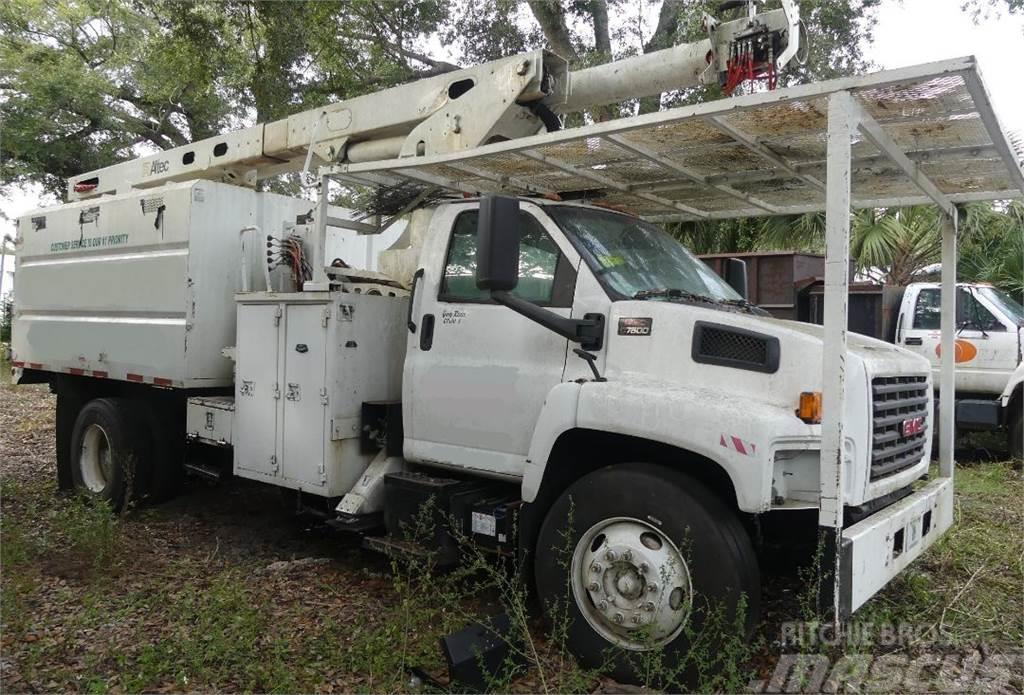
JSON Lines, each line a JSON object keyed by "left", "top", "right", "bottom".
{"left": 527, "top": 0, "right": 577, "bottom": 61}
{"left": 638, "top": 0, "right": 685, "bottom": 114}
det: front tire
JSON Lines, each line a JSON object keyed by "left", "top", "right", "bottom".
{"left": 533, "top": 463, "right": 760, "bottom": 685}
{"left": 70, "top": 398, "right": 151, "bottom": 511}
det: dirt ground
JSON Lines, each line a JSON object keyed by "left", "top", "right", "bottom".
{"left": 1, "top": 377, "right": 1021, "bottom": 693}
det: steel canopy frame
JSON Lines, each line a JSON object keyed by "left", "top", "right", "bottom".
{"left": 318, "top": 56, "right": 1023, "bottom": 620}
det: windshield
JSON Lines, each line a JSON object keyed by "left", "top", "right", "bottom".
{"left": 546, "top": 205, "right": 742, "bottom": 302}
{"left": 978, "top": 286, "right": 1024, "bottom": 325}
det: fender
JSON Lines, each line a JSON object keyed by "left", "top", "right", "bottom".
{"left": 522, "top": 377, "right": 816, "bottom": 513}
{"left": 522, "top": 381, "right": 581, "bottom": 502}
{"left": 1000, "top": 361, "right": 1024, "bottom": 409}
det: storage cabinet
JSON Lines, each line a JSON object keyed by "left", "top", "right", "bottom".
{"left": 233, "top": 291, "right": 408, "bottom": 497}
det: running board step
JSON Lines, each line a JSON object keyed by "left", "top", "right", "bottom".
{"left": 328, "top": 512, "right": 384, "bottom": 533}
{"left": 184, "top": 461, "right": 224, "bottom": 483}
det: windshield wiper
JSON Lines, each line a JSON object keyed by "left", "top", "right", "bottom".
{"left": 632, "top": 288, "right": 718, "bottom": 304}
{"left": 632, "top": 288, "right": 768, "bottom": 316}
{"left": 719, "top": 298, "right": 769, "bottom": 316}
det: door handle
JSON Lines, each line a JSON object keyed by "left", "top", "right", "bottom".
{"left": 904, "top": 337, "right": 923, "bottom": 346}
{"left": 406, "top": 268, "right": 425, "bottom": 333}
{"left": 419, "top": 314, "right": 435, "bottom": 351}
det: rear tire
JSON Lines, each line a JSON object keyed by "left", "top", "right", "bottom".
{"left": 533, "top": 463, "right": 760, "bottom": 686}
{"left": 70, "top": 398, "right": 151, "bottom": 511}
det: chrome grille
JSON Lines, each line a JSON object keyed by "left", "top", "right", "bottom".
{"left": 871, "top": 375, "right": 929, "bottom": 481}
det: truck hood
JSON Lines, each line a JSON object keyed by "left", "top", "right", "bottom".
{"left": 601, "top": 301, "right": 932, "bottom": 411}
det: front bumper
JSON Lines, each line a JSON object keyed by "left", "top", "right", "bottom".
{"left": 840, "top": 477, "right": 954, "bottom": 617}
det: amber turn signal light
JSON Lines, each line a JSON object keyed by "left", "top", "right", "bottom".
{"left": 796, "top": 391, "right": 822, "bottom": 424}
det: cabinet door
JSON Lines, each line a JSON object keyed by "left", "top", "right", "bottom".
{"left": 282, "top": 304, "right": 328, "bottom": 488}
{"left": 235, "top": 304, "right": 280, "bottom": 479}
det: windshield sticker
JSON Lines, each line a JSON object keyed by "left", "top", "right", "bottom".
{"left": 597, "top": 254, "right": 625, "bottom": 268}
{"left": 618, "top": 317, "right": 652, "bottom": 336}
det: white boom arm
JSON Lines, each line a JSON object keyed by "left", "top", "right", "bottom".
{"left": 66, "top": 0, "right": 799, "bottom": 201}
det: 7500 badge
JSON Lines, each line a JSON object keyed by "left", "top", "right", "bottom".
{"left": 618, "top": 317, "right": 653, "bottom": 336}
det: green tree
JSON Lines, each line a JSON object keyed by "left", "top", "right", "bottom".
{"left": 0, "top": 0, "right": 454, "bottom": 198}
{"left": 959, "top": 201, "right": 1024, "bottom": 299}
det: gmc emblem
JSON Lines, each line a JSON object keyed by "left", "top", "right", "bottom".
{"left": 902, "top": 416, "right": 925, "bottom": 437}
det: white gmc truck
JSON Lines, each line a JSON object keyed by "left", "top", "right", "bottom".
{"left": 12, "top": 9, "right": 1016, "bottom": 679}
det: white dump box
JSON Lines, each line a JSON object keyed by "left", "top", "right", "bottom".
{"left": 12, "top": 181, "right": 313, "bottom": 387}
{"left": 12, "top": 181, "right": 402, "bottom": 388}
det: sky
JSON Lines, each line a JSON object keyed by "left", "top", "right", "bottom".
{"left": 2, "top": 0, "right": 1023, "bottom": 296}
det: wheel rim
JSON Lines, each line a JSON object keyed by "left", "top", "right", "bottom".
{"left": 570, "top": 516, "right": 693, "bottom": 650}
{"left": 79, "top": 423, "right": 113, "bottom": 493}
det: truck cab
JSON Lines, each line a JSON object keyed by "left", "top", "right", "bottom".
{"left": 398, "top": 198, "right": 937, "bottom": 512}
{"left": 896, "top": 282, "right": 1023, "bottom": 395}
{"left": 895, "top": 282, "right": 1023, "bottom": 444}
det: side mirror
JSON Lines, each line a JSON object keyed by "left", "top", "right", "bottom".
{"left": 473, "top": 194, "right": 605, "bottom": 352}
{"left": 725, "top": 257, "right": 748, "bottom": 300}
{"left": 476, "top": 195, "right": 521, "bottom": 292}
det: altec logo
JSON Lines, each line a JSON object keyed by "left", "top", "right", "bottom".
{"left": 148, "top": 160, "right": 170, "bottom": 176}
{"left": 902, "top": 416, "right": 925, "bottom": 437}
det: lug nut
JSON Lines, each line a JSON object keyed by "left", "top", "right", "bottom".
{"left": 631, "top": 614, "right": 641, "bottom": 624}
{"left": 591, "top": 563, "right": 602, "bottom": 573}
{"left": 639, "top": 562, "right": 649, "bottom": 573}
{"left": 623, "top": 550, "right": 633, "bottom": 562}
{"left": 588, "top": 582, "right": 600, "bottom": 592}
{"left": 643, "top": 601, "right": 655, "bottom": 612}
{"left": 605, "top": 550, "right": 617, "bottom": 562}
{"left": 647, "top": 583, "right": 658, "bottom": 593}
{"left": 613, "top": 612, "right": 624, "bottom": 624}
{"left": 598, "top": 600, "right": 608, "bottom": 611}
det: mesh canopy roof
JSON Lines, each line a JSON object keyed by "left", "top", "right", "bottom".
{"left": 331, "top": 57, "right": 1024, "bottom": 222}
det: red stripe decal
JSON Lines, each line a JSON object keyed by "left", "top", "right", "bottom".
{"left": 92, "top": 370, "right": 108, "bottom": 378}
{"left": 126, "top": 373, "right": 144, "bottom": 382}
{"left": 153, "top": 377, "right": 173, "bottom": 387}
{"left": 28, "top": 362, "right": 43, "bottom": 369}
{"left": 731, "top": 436, "right": 747, "bottom": 456}
{"left": 68, "top": 367, "right": 85, "bottom": 376}
{"left": 12, "top": 361, "right": 25, "bottom": 368}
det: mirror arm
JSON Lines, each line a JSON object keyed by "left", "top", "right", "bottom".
{"left": 491, "top": 290, "right": 604, "bottom": 350}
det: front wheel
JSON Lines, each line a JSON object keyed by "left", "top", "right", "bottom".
{"left": 533, "top": 463, "right": 760, "bottom": 686}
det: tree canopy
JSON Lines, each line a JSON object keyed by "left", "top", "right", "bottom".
{"left": 1, "top": 0, "right": 1019, "bottom": 296}
{"left": 1, "top": 0, "right": 881, "bottom": 196}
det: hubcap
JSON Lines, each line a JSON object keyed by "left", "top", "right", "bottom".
{"left": 79, "top": 424, "right": 113, "bottom": 493}
{"left": 571, "top": 517, "right": 693, "bottom": 650}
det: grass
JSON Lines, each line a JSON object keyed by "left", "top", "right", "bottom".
{"left": 1, "top": 366, "right": 1021, "bottom": 691}
{"left": 854, "top": 461, "right": 1023, "bottom": 648}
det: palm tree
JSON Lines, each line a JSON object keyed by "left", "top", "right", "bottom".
{"left": 848, "top": 207, "right": 943, "bottom": 286}
{"left": 959, "top": 201, "right": 1024, "bottom": 299}
{"left": 675, "top": 201, "right": 1021, "bottom": 298}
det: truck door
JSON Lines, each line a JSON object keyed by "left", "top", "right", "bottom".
{"left": 900, "top": 285, "right": 1017, "bottom": 394}
{"left": 402, "top": 202, "right": 580, "bottom": 478}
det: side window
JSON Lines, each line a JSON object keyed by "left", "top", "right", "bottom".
{"left": 439, "top": 210, "right": 575, "bottom": 307}
{"left": 913, "top": 289, "right": 940, "bottom": 329}
{"left": 913, "top": 288, "right": 1004, "bottom": 331}
{"left": 959, "top": 289, "right": 1003, "bottom": 332}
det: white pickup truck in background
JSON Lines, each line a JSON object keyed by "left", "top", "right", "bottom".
{"left": 897, "top": 282, "right": 1022, "bottom": 456}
